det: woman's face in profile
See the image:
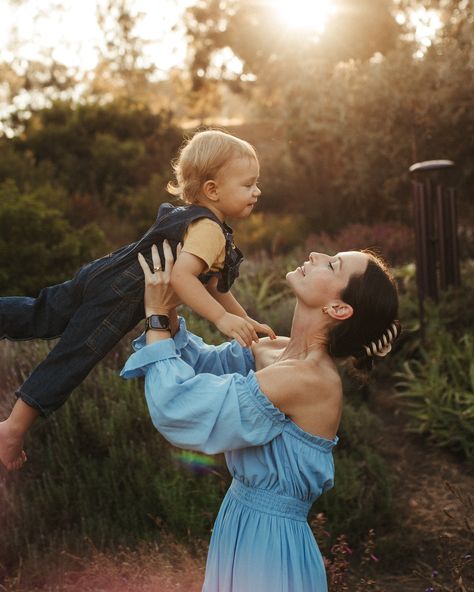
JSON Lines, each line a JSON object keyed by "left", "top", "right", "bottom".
{"left": 286, "top": 251, "right": 369, "bottom": 308}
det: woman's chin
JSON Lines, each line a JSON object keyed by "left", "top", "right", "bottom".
{"left": 285, "top": 270, "right": 299, "bottom": 288}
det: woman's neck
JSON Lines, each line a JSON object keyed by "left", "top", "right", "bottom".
{"left": 279, "top": 302, "right": 330, "bottom": 361}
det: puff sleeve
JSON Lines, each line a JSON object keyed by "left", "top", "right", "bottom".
{"left": 173, "top": 317, "right": 255, "bottom": 376}
{"left": 120, "top": 337, "right": 286, "bottom": 455}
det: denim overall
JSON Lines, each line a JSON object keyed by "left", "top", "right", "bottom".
{"left": 0, "top": 203, "right": 243, "bottom": 416}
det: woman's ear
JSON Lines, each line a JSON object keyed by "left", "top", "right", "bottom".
{"left": 202, "top": 179, "right": 219, "bottom": 202}
{"left": 324, "top": 301, "right": 353, "bottom": 321}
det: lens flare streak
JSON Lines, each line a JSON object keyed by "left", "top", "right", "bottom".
{"left": 171, "top": 449, "right": 219, "bottom": 474}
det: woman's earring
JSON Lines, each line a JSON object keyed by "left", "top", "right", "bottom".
{"left": 322, "top": 306, "right": 329, "bottom": 314}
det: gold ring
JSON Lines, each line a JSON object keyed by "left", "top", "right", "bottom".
{"left": 153, "top": 266, "right": 161, "bottom": 272}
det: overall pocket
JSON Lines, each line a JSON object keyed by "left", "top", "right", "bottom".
{"left": 86, "top": 299, "right": 138, "bottom": 356}
{"left": 110, "top": 260, "right": 144, "bottom": 304}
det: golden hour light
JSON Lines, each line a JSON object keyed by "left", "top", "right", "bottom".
{"left": 273, "top": 0, "right": 335, "bottom": 33}
{"left": 396, "top": 6, "right": 443, "bottom": 58}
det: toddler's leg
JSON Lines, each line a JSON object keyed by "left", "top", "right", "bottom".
{"left": 0, "top": 400, "right": 38, "bottom": 470}
{"left": 0, "top": 275, "right": 143, "bottom": 470}
{"left": 0, "top": 274, "right": 83, "bottom": 341}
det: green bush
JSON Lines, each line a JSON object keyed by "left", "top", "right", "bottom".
{"left": 386, "top": 260, "right": 474, "bottom": 463}
{"left": 0, "top": 180, "right": 107, "bottom": 295}
{"left": 396, "top": 330, "right": 474, "bottom": 463}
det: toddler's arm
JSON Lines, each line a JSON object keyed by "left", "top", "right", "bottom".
{"left": 171, "top": 252, "right": 258, "bottom": 347}
{"left": 207, "top": 279, "right": 275, "bottom": 340}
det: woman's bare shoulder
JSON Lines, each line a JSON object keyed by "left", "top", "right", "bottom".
{"left": 255, "top": 358, "right": 342, "bottom": 436}
{"left": 251, "top": 336, "right": 289, "bottom": 370}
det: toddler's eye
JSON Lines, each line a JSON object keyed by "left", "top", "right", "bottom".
{"left": 328, "top": 261, "right": 334, "bottom": 271}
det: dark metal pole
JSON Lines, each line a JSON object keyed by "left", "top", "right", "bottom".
{"left": 409, "top": 160, "right": 456, "bottom": 343}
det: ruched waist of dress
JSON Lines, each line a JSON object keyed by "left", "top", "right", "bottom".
{"left": 229, "top": 479, "right": 312, "bottom": 522}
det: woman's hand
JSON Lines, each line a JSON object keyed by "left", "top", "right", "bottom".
{"left": 138, "top": 241, "right": 182, "bottom": 317}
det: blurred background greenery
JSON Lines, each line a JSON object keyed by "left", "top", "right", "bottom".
{"left": 0, "top": 0, "right": 472, "bottom": 589}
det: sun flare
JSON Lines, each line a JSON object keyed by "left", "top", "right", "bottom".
{"left": 274, "top": 0, "right": 335, "bottom": 33}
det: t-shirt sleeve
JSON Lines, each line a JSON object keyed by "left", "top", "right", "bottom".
{"left": 181, "top": 218, "right": 226, "bottom": 271}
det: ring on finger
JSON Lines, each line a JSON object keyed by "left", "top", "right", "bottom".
{"left": 153, "top": 266, "right": 161, "bottom": 272}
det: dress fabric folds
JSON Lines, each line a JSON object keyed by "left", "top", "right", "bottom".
{"left": 121, "top": 318, "right": 338, "bottom": 592}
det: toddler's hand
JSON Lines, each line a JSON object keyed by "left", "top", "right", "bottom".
{"left": 215, "top": 313, "right": 259, "bottom": 348}
{"left": 245, "top": 316, "right": 277, "bottom": 340}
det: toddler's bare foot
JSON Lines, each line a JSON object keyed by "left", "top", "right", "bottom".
{"left": 0, "top": 421, "right": 27, "bottom": 470}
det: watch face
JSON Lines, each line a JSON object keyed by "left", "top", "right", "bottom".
{"left": 148, "top": 315, "right": 170, "bottom": 330}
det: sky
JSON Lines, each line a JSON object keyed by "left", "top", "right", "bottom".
{"left": 0, "top": 0, "right": 444, "bottom": 77}
{"left": 0, "top": 0, "right": 194, "bottom": 74}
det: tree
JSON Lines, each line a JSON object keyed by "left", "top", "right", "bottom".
{"left": 278, "top": 24, "right": 473, "bottom": 232}
{"left": 15, "top": 101, "right": 181, "bottom": 214}
{"left": 184, "top": 0, "right": 401, "bottom": 94}
{"left": 89, "top": 0, "right": 156, "bottom": 102}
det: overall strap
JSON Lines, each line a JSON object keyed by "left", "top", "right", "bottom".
{"left": 156, "top": 204, "right": 243, "bottom": 293}
{"left": 135, "top": 203, "right": 243, "bottom": 291}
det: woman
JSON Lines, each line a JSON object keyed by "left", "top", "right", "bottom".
{"left": 121, "top": 240, "right": 400, "bottom": 592}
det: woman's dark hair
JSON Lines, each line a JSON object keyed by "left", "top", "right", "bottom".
{"left": 328, "top": 251, "right": 400, "bottom": 374}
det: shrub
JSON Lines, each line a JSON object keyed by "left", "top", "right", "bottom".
{"left": 396, "top": 330, "right": 474, "bottom": 463}
{"left": 233, "top": 212, "right": 311, "bottom": 255}
{"left": 305, "top": 222, "right": 415, "bottom": 266}
{"left": 0, "top": 180, "right": 107, "bottom": 295}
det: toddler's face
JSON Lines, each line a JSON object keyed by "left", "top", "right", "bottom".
{"left": 213, "top": 157, "right": 261, "bottom": 219}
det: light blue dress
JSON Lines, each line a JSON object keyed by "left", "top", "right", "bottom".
{"left": 121, "top": 318, "right": 338, "bottom": 592}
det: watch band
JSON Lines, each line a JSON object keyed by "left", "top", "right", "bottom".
{"left": 145, "top": 314, "right": 170, "bottom": 332}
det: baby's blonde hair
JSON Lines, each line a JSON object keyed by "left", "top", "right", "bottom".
{"left": 167, "top": 130, "right": 258, "bottom": 203}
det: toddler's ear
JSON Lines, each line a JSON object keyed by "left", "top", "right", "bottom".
{"left": 202, "top": 180, "right": 219, "bottom": 202}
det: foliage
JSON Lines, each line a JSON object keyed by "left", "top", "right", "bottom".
{"left": 16, "top": 101, "right": 181, "bottom": 214}
{"left": 312, "top": 517, "right": 381, "bottom": 592}
{"left": 396, "top": 329, "right": 474, "bottom": 463}
{"left": 282, "top": 37, "right": 473, "bottom": 231}
{"left": 0, "top": 180, "right": 106, "bottom": 295}
{"left": 234, "top": 211, "right": 311, "bottom": 255}
{"left": 0, "top": 101, "right": 182, "bottom": 294}
{"left": 389, "top": 259, "right": 474, "bottom": 462}
{"left": 184, "top": 0, "right": 400, "bottom": 91}
{"left": 306, "top": 222, "right": 415, "bottom": 266}
{"left": 392, "top": 259, "right": 474, "bottom": 367}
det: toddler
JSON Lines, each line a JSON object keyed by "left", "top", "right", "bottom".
{"left": 0, "top": 129, "right": 275, "bottom": 470}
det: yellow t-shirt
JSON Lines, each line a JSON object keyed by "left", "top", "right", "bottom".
{"left": 181, "top": 218, "right": 226, "bottom": 272}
